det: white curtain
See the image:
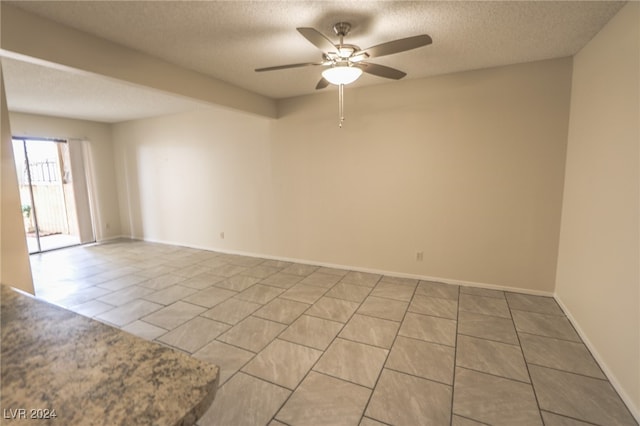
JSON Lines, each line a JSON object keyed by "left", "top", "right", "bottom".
{"left": 67, "top": 138, "right": 95, "bottom": 244}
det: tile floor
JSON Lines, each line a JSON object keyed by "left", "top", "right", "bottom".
{"left": 28, "top": 239, "right": 637, "bottom": 426}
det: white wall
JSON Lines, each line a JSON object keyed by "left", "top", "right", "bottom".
{"left": 9, "top": 112, "right": 121, "bottom": 241}
{"left": 555, "top": 2, "right": 640, "bottom": 419}
{"left": 113, "top": 107, "right": 273, "bottom": 251}
{"left": 114, "top": 57, "right": 572, "bottom": 294}
{"left": 1, "top": 68, "right": 34, "bottom": 294}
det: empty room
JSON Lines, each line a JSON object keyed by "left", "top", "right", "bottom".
{"left": 0, "top": 1, "right": 638, "bottom": 425}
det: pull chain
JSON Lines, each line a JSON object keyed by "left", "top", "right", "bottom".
{"left": 338, "top": 83, "right": 345, "bottom": 128}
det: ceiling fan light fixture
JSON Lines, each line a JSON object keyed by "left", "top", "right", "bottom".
{"left": 322, "top": 65, "right": 363, "bottom": 85}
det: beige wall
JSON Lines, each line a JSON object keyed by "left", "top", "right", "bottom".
{"left": 9, "top": 112, "right": 121, "bottom": 241}
{"left": 1, "top": 69, "right": 34, "bottom": 294}
{"left": 114, "top": 57, "right": 572, "bottom": 294}
{"left": 555, "top": 2, "right": 640, "bottom": 418}
{"left": 113, "top": 107, "right": 272, "bottom": 250}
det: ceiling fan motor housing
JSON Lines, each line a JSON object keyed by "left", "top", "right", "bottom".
{"left": 333, "top": 22, "right": 352, "bottom": 37}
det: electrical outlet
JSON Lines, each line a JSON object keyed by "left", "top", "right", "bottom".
{"left": 105, "top": 223, "right": 110, "bottom": 230}
{"left": 220, "top": 232, "right": 225, "bottom": 240}
{"left": 416, "top": 251, "right": 424, "bottom": 261}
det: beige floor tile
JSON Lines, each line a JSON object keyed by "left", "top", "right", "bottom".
{"left": 505, "top": 293, "right": 564, "bottom": 316}
{"left": 314, "top": 338, "right": 388, "bottom": 388}
{"left": 460, "top": 286, "right": 505, "bottom": 299}
{"left": 171, "top": 265, "right": 214, "bottom": 279}
{"left": 241, "top": 264, "right": 283, "bottom": 279}
{"left": 511, "top": 310, "right": 580, "bottom": 342}
{"left": 179, "top": 272, "right": 226, "bottom": 289}
{"left": 138, "top": 273, "right": 186, "bottom": 290}
{"left": 208, "top": 263, "right": 248, "bottom": 277}
{"left": 359, "top": 417, "right": 387, "bottom": 426}
{"left": 32, "top": 241, "right": 636, "bottom": 426}
{"left": 316, "top": 266, "right": 349, "bottom": 276}
{"left": 457, "top": 310, "right": 519, "bottom": 345}
{"left": 142, "top": 301, "right": 206, "bottom": 330}
{"left": 253, "top": 297, "right": 310, "bottom": 324}
{"left": 182, "top": 286, "right": 237, "bottom": 308}
{"left": 224, "top": 254, "right": 265, "bottom": 267}
{"left": 235, "top": 284, "right": 284, "bottom": 304}
{"left": 519, "top": 333, "right": 605, "bottom": 379}
{"left": 529, "top": 365, "right": 637, "bottom": 425}
{"left": 325, "top": 282, "right": 371, "bottom": 303}
{"left": 305, "top": 296, "right": 359, "bottom": 323}
{"left": 97, "top": 285, "right": 155, "bottom": 306}
{"left": 459, "top": 293, "right": 511, "bottom": 318}
{"left": 54, "top": 285, "right": 113, "bottom": 308}
{"left": 260, "top": 259, "right": 293, "bottom": 269}
{"left": 218, "top": 316, "right": 287, "bottom": 352}
{"left": 259, "top": 272, "right": 303, "bottom": 289}
{"left": 340, "top": 271, "right": 382, "bottom": 288}
{"left": 121, "top": 320, "right": 167, "bottom": 340}
{"left": 453, "top": 367, "right": 542, "bottom": 425}
{"left": 366, "top": 369, "right": 452, "bottom": 425}
{"left": 399, "top": 312, "right": 457, "bottom": 347}
{"left": 279, "top": 315, "right": 343, "bottom": 350}
{"left": 456, "top": 335, "right": 530, "bottom": 382}
{"left": 380, "top": 276, "right": 419, "bottom": 287}
{"left": 157, "top": 316, "right": 229, "bottom": 353}
{"left": 339, "top": 314, "right": 400, "bottom": 349}
{"left": 199, "top": 373, "right": 290, "bottom": 426}
{"left": 452, "top": 415, "right": 489, "bottom": 425}
{"left": 280, "top": 284, "right": 327, "bottom": 304}
{"left": 69, "top": 299, "right": 115, "bottom": 317}
{"left": 416, "top": 280, "right": 460, "bottom": 300}
{"left": 276, "top": 371, "right": 371, "bottom": 426}
{"left": 201, "top": 298, "right": 262, "bottom": 325}
{"left": 357, "top": 296, "right": 408, "bottom": 322}
{"left": 193, "top": 340, "right": 254, "bottom": 386}
{"left": 242, "top": 339, "right": 322, "bottom": 389}
{"left": 96, "top": 274, "right": 149, "bottom": 291}
{"left": 281, "top": 263, "right": 319, "bottom": 276}
{"left": 409, "top": 294, "right": 458, "bottom": 319}
{"left": 299, "top": 272, "right": 342, "bottom": 288}
{"left": 213, "top": 274, "right": 261, "bottom": 292}
{"left": 540, "top": 411, "right": 595, "bottom": 426}
{"left": 370, "top": 282, "right": 415, "bottom": 302}
{"left": 386, "top": 336, "right": 455, "bottom": 384}
{"left": 95, "top": 299, "right": 163, "bottom": 327}
{"left": 143, "top": 284, "right": 198, "bottom": 305}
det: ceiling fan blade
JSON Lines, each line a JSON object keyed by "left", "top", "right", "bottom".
{"left": 297, "top": 27, "right": 337, "bottom": 53}
{"left": 255, "top": 62, "right": 322, "bottom": 72}
{"left": 360, "top": 34, "right": 432, "bottom": 59}
{"left": 356, "top": 62, "right": 407, "bottom": 80}
{"left": 315, "top": 78, "right": 330, "bottom": 90}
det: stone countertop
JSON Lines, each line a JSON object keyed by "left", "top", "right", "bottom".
{"left": 0, "top": 284, "right": 219, "bottom": 425}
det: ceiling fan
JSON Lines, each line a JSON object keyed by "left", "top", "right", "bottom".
{"left": 255, "top": 22, "right": 432, "bottom": 127}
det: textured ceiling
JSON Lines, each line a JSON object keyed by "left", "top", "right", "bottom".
{"left": 2, "top": 58, "right": 210, "bottom": 123}
{"left": 1, "top": 1, "right": 626, "bottom": 122}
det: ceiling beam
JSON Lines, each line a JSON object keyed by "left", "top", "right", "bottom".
{"left": 0, "top": 3, "right": 277, "bottom": 119}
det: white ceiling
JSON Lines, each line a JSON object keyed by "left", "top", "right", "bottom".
{"left": 2, "top": 57, "right": 210, "bottom": 123}
{"left": 1, "top": 1, "right": 626, "bottom": 123}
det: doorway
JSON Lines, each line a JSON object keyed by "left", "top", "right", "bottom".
{"left": 12, "top": 137, "right": 94, "bottom": 253}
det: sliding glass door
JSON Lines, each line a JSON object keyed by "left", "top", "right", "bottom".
{"left": 12, "top": 138, "right": 93, "bottom": 253}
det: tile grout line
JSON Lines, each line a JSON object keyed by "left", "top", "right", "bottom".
{"left": 265, "top": 272, "right": 378, "bottom": 425}
{"left": 450, "top": 284, "right": 461, "bottom": 426}
{"left": 359, "top": 276, "right": 419, "bottom": 425}
{"left": 507, "top": 299, "right": 546, "bottom": 425}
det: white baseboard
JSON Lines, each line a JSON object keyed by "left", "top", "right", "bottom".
{"left": 129, "top": 235, "right": 554, "bottom": 297}
{"left": 554, "top": 295, "right": 640, "bottom": 424}
{"left": 90, "top": 235, "right": 638, "bottom": 422}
